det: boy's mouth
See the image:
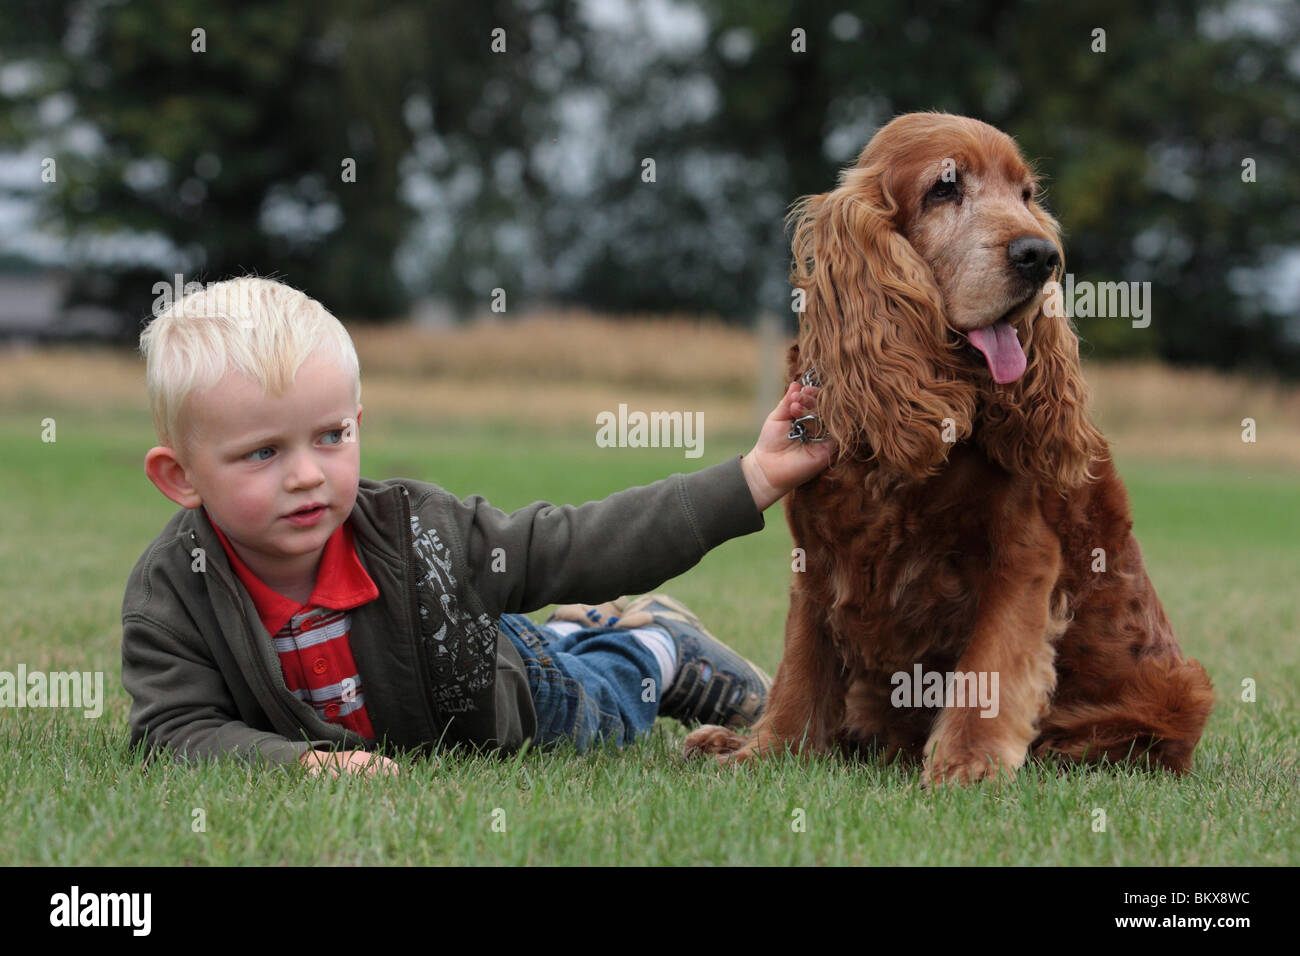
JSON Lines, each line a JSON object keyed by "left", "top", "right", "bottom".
{"left": 285, "top": 503, "right": 327, "bottom": 521}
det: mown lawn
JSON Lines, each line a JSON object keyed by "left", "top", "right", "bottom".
{"left": 0, "top": 401, "right": 1296, "bottom": 865}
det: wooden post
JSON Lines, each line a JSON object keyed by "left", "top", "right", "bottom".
{"left": 755, "top": 309, "right": 784, "bottom": 427}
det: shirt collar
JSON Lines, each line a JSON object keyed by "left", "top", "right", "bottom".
{"left": 206, "top": 511, "right": 379, "bottom": 636}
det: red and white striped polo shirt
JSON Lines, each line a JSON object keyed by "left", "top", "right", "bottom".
{"left": 208, "top": 515, "right": 380, "bottom": 740}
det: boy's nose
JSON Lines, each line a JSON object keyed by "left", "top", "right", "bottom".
{"left": 285, "top": 451, "right": 326, "bottom": 487}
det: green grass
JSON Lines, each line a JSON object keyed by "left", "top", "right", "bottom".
{"left": 1, "top": 404, "right": 1297, "bottom": 865}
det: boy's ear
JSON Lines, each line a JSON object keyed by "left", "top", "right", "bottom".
{"left": 144, "top": 446, "right": 203, "bottom": 509}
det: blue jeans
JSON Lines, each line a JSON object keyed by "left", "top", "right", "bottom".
{"left": 498, "top": 613, "right": 662, "bottom": 752}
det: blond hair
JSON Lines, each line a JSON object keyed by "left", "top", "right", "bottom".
{"left": 139, "top": 276, "right": 361, "bottom": 456}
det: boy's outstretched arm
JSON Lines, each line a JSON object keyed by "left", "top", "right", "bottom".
{"left": 455, "top": 381, "right": 835, "bottom": 618}
{"left": 740, "top": 381, "right": 834, "bottom": 512}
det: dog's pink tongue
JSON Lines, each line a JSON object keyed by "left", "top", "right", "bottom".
{"left": 968, "top": 321, "right": 1026, "bottom": 384}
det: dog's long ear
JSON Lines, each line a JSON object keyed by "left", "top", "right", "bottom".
{"left": 980, "top": 236, "right": 1108, "bottom": 492}
{"left": 788, "top": 168, "right": 976, "bottom": 479}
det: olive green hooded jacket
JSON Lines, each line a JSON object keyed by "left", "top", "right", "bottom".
{"left": 120, "top": 457, "right": 763, "bottom": 765}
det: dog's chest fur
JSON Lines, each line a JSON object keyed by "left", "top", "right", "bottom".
{"left": 787, "top": 442, "right": 1028, "bottom": 677}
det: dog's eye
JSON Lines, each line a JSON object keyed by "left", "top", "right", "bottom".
{"left": 1022, "top": 186, "right": 1035, "bottom": 203}
{"left": 926, "top": 179, "right": 959, "bottom": 204}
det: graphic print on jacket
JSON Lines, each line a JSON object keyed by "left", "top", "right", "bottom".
{"left": 409, "top": 510, "right": 501, "bottom": 715}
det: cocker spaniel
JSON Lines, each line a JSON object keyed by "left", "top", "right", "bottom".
{"left": 685, "top": 112, "right": 1214, "bottom": 785}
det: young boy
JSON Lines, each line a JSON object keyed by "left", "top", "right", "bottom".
{"left": 123, "top": 277, "right": 831, "bottom": 776}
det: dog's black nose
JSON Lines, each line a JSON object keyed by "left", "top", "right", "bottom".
{"left": 1007, "top": 236, "right": 1060, "bottom": 285}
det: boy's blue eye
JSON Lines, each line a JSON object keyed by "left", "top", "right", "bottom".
{"left": 322, "top": 429, "right": 344, "bottom": 445}
{"left": 246, "top": 446, "right": 274, "bottom": 462}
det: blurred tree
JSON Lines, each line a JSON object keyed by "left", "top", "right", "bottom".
{"left": 0, "top": 0, "right": 543, "bottom": 332}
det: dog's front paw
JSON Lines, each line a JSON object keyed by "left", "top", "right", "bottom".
{"left": 920, "top": 753, "right": 997, "bottom": 788}
{"left": 920, "top": 740, "right": 1020, "bottom": 788}
{"left": 683, "top": 723, "right": 749, "bottom": 758}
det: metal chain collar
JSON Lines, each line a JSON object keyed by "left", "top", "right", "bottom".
{"left": 787, "top": 366, "right": 828, "bottom": 443}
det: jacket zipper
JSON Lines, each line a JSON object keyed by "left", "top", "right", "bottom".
{"left": 192, "top": 528, "right": 354, "bottom": 746}
{"left": 398, "top": 486, "right": 442, "bottom": 747}
{"left": 191, "top": 530, "right": 303, "bottom": 733}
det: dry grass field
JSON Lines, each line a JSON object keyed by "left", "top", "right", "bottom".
{"left": 2, "top": 309, "right": 1298, "bottom": 470}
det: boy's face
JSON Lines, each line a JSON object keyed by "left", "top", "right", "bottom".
{"left": 145, "top": 348, "right": 363, "bottom": 590}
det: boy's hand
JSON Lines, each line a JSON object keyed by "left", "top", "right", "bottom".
{"left": 741, "top": 381, "right": 836, "bottom": 512}
{"left": 299, "top": 748, "right": 400, "bottom": 777}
